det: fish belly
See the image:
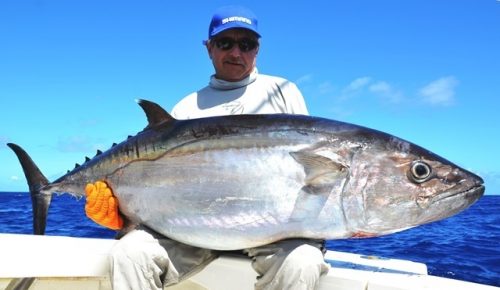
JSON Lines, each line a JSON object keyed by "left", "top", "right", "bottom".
{"left": 113, "top": 143, "right": 337, "bottom": 250}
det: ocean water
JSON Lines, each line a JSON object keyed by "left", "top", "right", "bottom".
{"left": 0, "top": 192, "right": 498, "bottom": 287}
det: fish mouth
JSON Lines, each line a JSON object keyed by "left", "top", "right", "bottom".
{"left": 418, "top": 183, "right": 485, "bottom": 208}
{"left": 433, "top": 184, "right": 485, "bottom": 203}
{"left": 414, "top": 184, "right": 484, "bottom": 226}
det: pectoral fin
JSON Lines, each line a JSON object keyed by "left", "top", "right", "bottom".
{"left": 290, "top": 150, "right": 348, "bottom": 187}
{"left": 288, "top": 149, "right": 350, "bottom": 221}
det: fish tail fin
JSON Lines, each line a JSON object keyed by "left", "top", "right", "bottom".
{"left": 7, "top": 143, "right": 51, "bottom": 235}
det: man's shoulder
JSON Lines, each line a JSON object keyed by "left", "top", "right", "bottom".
{"left": 257, "top": 73, "right": 298, "bottom": 89}
{"left": 176, "top": 85, "right": 212, "bottom": 103}
{"left": 171, "top": 85, "right": 220, "bottom": 119}
{"left": 174, "top": 91, "right": 196, "bottom": 107}
{"left": 258, "top": 73, "right": 289, "bottom": 83}
{"left": 171, "top": 91, "right": 198, "bottom": 118}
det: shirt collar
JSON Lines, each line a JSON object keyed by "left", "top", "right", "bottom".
{"left": 209, "top": 68, "right": 258, "bottom": 90}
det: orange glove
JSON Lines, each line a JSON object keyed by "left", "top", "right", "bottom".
{"left": 85, "top": 181, "right": 123, "bottom": 230}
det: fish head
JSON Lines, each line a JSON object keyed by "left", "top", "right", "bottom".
{"left": 344, "top": 134, "right": 484, "bottom": 237}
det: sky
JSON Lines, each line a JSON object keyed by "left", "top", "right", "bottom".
{"left": 0, "top": 0, "right": 499, "bottom": 195}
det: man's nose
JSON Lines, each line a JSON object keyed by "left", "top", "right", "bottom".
{"left": 227, "top": 45, "right": 242, "bottom": 57}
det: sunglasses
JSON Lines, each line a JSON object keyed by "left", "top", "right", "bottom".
{"left": 213, "top": 37, "right": 259, "bottom": 52}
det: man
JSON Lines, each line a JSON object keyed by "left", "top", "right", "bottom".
{"left": 85, "top": 5, "right": 329, "bottom": 290}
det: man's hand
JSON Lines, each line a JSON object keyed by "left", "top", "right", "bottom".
{"left": 85, "top": 181, "right": 123, "bottom": 230}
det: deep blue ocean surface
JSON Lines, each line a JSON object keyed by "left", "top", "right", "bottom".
{"left": 0, "top": 192, "right": 498, "bottom": 286}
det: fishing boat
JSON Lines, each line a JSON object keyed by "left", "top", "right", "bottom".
{"left": 0, "top": 233, "right": 497, "bottom": 290}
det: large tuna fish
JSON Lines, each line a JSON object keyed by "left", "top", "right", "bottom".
{"left": 8, "top": 100, "right": 484, "bottom": 250}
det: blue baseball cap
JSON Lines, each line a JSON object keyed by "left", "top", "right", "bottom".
{"left": 208, "top": 6, "right": 261, "bottom": 39}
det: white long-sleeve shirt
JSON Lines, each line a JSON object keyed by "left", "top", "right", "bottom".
{"left": 172, "top": 69, "right": 308, "bottom": 119}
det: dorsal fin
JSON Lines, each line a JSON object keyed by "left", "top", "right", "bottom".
{"left": 136, "top": 99, "right": 175, "bottom": 129}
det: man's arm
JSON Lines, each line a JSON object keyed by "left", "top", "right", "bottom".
{"left": 273, "top": 78, "right": 309, "bottom": 115}
{"left": 283, "top": 81, "right": 309, "bottom": 115}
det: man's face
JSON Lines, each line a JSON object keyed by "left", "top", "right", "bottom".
{"left": 207, "top": 29, "right": 259, "bottom": 82}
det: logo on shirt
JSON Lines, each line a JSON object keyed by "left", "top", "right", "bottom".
{"left": 223, "top": 101, "right": 244, "bottom": 114}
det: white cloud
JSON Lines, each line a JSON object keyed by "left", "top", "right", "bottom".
{"left": 338, "top": 77, "right": 404, "bottom": 104}
{"left": 295, "top": 74, "right": 313, "bottom": 85}
{"left": 10, "top": 175, "right": 19, "bottom": 181}
{"left": 344, "top": 77, "right": 372, "bottom": 93}
{"left": 419, "top": 76, "right": 458, "bottom": 106}
{"left": 318, "top": 81, "right": 335, "bottom": 94}
{"left": 337, "top": 76, "right": 372, "bottom": 100}
{"left": 369, "top": 81, "right": 390, "bottom": 93}
{"left": 369, "top": 81, "right": 403, "bottom": 103}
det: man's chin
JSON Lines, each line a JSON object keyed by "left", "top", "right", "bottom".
{"left": 219, "top": 69, "right": 248, "bottom": 81}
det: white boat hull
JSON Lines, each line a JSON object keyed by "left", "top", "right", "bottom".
{"left": 0, "top": 234, "right": 497, "bottom": 290}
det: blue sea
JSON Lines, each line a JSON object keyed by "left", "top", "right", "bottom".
{"left": 0, "top": 192, "right": 498, "bottom": 287}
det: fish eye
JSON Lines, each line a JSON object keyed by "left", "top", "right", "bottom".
{"left": 410, "top": 161, "right": 432, "bottom": 183}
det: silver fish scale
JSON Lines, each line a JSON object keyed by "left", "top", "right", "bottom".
{"left": 112, "top": 139, "right": 347, "bottom": 250}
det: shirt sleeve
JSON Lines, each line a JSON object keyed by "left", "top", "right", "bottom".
{"left": 278, "top": 80, "right": 309, "bottom": 116}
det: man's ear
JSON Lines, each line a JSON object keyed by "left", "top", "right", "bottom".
{"left": 206, "top": 42, "right": 213, "bottom": 59}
